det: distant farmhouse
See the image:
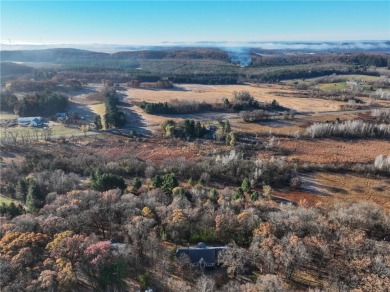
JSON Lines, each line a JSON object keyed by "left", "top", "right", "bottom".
{"left": 17, "top": 117, "right": 44, "bottom": 127}
{"left": 176, "top": 242, "right": 227, "bottom": 267}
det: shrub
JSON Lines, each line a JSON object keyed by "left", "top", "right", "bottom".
{"left": 290, "top": 176, "right": 303, "bottom": 190}
{"left": 371, "top": 108, "right": 390, "bottom": 122}
{"left": 250, "top": 191, "right": 260, "bottom": 201}
{"left": 374, "top": 155, "right": 390, "bottom": 172}
{"left": 241, "top": 178, "right": 251, "bottom": 193}
{"left": 132, "top": 178, "right": 142, "bottom": 192}
{"left": 152, "top": 175, "right": 163, "bottom": 188}
{"left": 137, "top": 273, "right": 150, "bottom": 288}
{"left": 263, "top": 185, "right": 273, "bottom": 199}
{"left": 305, "top": 120, "right": 390, "bottom": 139}
{"left": 172, "top": 187, "right": 186, "bottom": 198}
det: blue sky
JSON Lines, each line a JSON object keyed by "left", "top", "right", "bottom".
{"left": 1, "top": 1, "right": 389, "bottom": 45}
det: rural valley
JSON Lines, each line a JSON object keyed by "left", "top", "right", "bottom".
{"left": 1, "top": 0, "right": 390, "bottom": 291}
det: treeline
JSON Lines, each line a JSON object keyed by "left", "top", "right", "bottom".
{"left": 305, "top": 120, "right": 390, "bottom": 139}
{"left": 140, "top": 91, "right": 283, "bottom": 117}
{"left": 55, "top": 69, "right": 159, "bottom": 84}
{"left": 251, "top": 53, "right": 389, "bottom": 68}
{"left": 170, "top": 73, "right": 239, "bottom": 85}
{"left": 103, "top": 89, "right": 126, "bottom": 128}
{"left": 0, "top": 90, "right": 68, "bottom": 116}
{"left": 61, "top": 59, "right": 140, "bottom": 71}
{"left": 371, "top": 89, "right": 390, "bottom": 100}
{"left": 344, "top": 53, "right": 388, "bottom": 67}
{"left": 371, "top": 109, "right": 390, "bottom": 122}
{"left": 112, "top": 48, "right": 231, "bottom": 61}
{"left": 242, "top": 109, "right": 295, "bottom": 122}
{"left": 161, "top": 119, "right": 210, "bottom": 140}
{"left": 246, "top": 66, "right": 380, "bottom": 83}
{"left": 0, "top": 62, "right": 33, "bottom": 76}
{"left": 140, "top": 99, "right": 213, "bottom": 115}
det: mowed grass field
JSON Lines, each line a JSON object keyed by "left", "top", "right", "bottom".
{"left": 0, "top": 123, "right": 84, "bottom": 138}
{"left": 318, "top": 82, "right": 348, "bottom": 91}
{"left": 124, "top": 83, "right": 346, "bottom": 113}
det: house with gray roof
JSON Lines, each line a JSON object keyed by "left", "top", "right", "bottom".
{"left": 176, "top": 242, "right": 227, "bottom": 267}
{"left": 17, "top": 117, "right": 44, "bottom": 127}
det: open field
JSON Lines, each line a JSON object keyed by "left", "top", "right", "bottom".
{"left": 277, "top": 172, "right": 390, "bottom": 210}
{"left": 124, "top": 83, "right": 347, "bottom": 113}
{"left": 313, "top": 172, "right": 390, "bottom": 209}
{"left": 0, "top": 112, "right": 18, "bottom": 120}
{"left": 284, "top": 74, "right": 382, "bottom": 85}
{"left": 88, "top": 136, "right": 229, "bottom": 163}
{"left": 318, "top": 82, "right": 348, "bottom": 91}
{"left": 0, "top": 122, "right": 85, "bottom": 138}
{"left": 0, "top": 195, "right": 17, "bottom": 205}
{"left": 279, "top": 138, "right": 390, "bottom": 164}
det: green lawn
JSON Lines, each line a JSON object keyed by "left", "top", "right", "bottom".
{"left": 0, "top": 195, "right": 17, "bottom": 205}
{"left": 318, "top": 82, "right": 348, "bottom": 91}
{"left": 0, "top": 124, "right": 83, "bottom": 138}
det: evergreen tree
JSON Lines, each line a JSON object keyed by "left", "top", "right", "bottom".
{"left": 16, "top": 178, "right": 28, "bottom": 202}
{"left": 94, "top": 115, "right": 103, "bottom": 130}
{"left": 233, "top": 187, "right": 244, "bottom": 200}
{"left": 250, "top": 191, "right": 259, "bottom": 201}
{"left": 90, "top": 170, "right": 126, "bottom": 192}
{"left": 152, "top": 175, "right": 163, "bottom": 188}
{"left": 241, "top": 178, "right": 251, "bottom": 193}
{"left": 224, "top": 120, "right": 232, "bottom": 134}
{"left": 132, "top": 178, "right": 142, "bottom": 192}
{"left": 161, "top": 173, "right": 178, "bottom": 196}
{"left": 208, "top": 188, "right": 218, "bottom": 202}
{"left": 26, "top": 180, "right": 42, "bottom": 213}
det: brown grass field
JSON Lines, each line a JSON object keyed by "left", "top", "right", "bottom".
{"left": 276, "top": 172, "right": 390, "bottom": 210}
{"left": 124, "top": 83, "right": 346, "bottom": 113}
{"left": 279, "top": 138, "right": 390, "bottom": 164}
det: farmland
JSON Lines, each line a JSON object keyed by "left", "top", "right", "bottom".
{"left": 125, "top": 83, "right": 348, "bottom": 112}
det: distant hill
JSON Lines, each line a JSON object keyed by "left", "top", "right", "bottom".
{"left": 0, "top": 48, "right": 109, "bottom": 63}
{"left": 112, "top": 48, "right": 230, "bottom": 61}
{"left": 0, "top": 62, "right": 33, "bottom": 76}
{"left": 0, "top": 48, "right": 231, "bottom": 63}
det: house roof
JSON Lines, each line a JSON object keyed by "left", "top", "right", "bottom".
{"left": 176, "top": 243, "right": 227, "bottom": 265}
{"left": 18, "top": 117, "right": 43, "bottom": 123}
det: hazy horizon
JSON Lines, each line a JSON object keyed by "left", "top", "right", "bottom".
{"left": 1, "top": 1, "right": 389, "bottom": 46}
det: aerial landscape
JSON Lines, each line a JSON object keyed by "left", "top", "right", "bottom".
{"left": 0, "top": 1, "right": 389, "bottom": 291}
